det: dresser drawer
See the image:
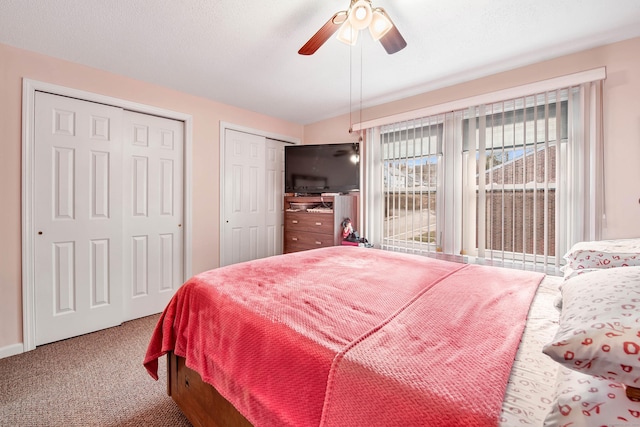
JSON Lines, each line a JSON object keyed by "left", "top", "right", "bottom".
{"left": 284, "top": 212, "right": 334, "bottom": 234}
{"left": 284, "top": 230, "right": 335, "bottom": 252}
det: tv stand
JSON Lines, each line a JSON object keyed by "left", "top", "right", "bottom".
{"left": 284, "top": 195, "right": 358, "bottom": 254}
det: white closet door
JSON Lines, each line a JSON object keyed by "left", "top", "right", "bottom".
{"left": 221, "top": 130, "right": 287, "bottom": 266}
{"left": 34, "top": 92, "right": 124, "bottom": 346}
{"left": 265, "top": 138, "right": 285, "bottom": 257}
{"left": 122, "top": 111, "right": 184, "bottom": 320}
{"left": 222, "top": 129, "right": 267, "bottom": 265}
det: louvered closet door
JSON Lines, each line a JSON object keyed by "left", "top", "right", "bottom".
{"left": 34, "top": 92, "right": 124, "bottom": 346}
{"left": 122, "top": 111, "right": 184, "bottom": 320}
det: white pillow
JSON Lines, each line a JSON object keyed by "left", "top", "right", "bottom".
{"left": 562, "top": 238, "right": 640, "bottom": 280}
{"left": 544, "top": 366, "right": 640, "bottom": 426}
{"left": 543, "top": 266, "right": 640, "bottom": 386}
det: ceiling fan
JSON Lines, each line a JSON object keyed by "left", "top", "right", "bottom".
{"left": 333, "top": 143, "right": 360, "bottom": 157}
{"left": 298, "top": 0, "right": 407, "bottom": 55}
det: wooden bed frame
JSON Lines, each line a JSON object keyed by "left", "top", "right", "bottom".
{"left": 167, "top": 352, "right": 252, "bottom": 427}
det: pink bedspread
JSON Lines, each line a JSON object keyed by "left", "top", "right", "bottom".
{"left": 144, "top": 246, "right": 543, "bottom": 427}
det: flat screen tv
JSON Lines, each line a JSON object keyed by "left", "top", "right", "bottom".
{"left": 285, "top": 142, "right": 360, "bottom": 194}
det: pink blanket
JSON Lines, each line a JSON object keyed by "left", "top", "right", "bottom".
{"left": 144, "top": 247, "right": 543, "bottom": 427}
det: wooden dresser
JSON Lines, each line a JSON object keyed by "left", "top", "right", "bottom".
{"left": 283, "top": 195, "right": 358, "bottom": 254}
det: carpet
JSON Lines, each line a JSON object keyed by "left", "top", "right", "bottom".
{"left": 0, "top": 314, "right": 191, "bottom": 426}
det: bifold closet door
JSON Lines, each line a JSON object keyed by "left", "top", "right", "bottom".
{"left": 122, "top": 111, "right": 184, "bottom": 320}
{"left": 222, "top": 129, "right": 267, "bottom": 265}
{"left": 34, "top": 92, "right": 124, "bottom": 346}
{"left": 221, "top": 130, "right": 286, "bottom": 267}
{"left": 265, "top": 138, "right": 285, "bottom": 257}
{"left": 33, "top": 92, "right": 185, "bottom": 346}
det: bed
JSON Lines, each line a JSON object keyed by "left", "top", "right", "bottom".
{"left": 144, "top": 242, "right": 640, "bottom": 427}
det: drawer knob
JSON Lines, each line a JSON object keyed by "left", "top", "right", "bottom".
{"left": 315, "top": 222, "right": 322, "bottom": 226}
{"left": 292, "top": 237, "right": 298, "bottom": 241}
{"left": 315, "top": 241, "right": 322, "bottom": 245}
{"left": 292, "top": 220, "right": 298, "bottom": 224}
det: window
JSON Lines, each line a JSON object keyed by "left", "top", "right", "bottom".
{"left": 365, "top": 76, "right": 604, "bottom": 271}
{"left": 382, "top": 117, "right": 442, "bottom": 252}
{"left": 463, "top": 95, "right": 566, "bottom": 264}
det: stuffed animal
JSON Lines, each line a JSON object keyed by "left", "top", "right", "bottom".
{"left": 342, "top": 218, "right": 353, "bottom": 239}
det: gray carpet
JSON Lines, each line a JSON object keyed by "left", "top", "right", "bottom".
{"left": 0, "top": 315, "right": 191, "bottom": 426}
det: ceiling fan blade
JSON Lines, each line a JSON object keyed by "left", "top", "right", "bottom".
{"left": 377, "top": 9, "right": 407, "bottom": 54}
{"left": 298, "top": 11, "right": 347, "bottom": 55}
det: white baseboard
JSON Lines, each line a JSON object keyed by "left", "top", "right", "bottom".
{"left": 0, "top": 343, "right": 24, "bottom": 359}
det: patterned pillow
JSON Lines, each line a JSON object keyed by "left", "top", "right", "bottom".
{"left": 543, "top": 266, "right": 640, "bottom": 386}
{"left": 544, "top": 366, "right": 640, "bottom": 426}
{"left": 562, "top": 238, "right": 640, "bottom": 280}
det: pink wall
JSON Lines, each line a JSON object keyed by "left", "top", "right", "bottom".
{"left": 306, "top": 37, "right": 640, "bottom": 241}
{"left": 3, "top": 37, "right": 640, "bottom": 353}
{"left": 0, "top": 43, "right": 303, "bottom": 351}
{"left": 304, "top": 113, "right": 361, "bottom": 146}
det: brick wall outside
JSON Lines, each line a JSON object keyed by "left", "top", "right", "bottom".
{"left": 484, "top": 189, "right": 555, "bottom": 256}
{"left": 481, "top": 146, "right": 556, "bottom": 185}
{"left": 385, "top": 146, "right": 556, "bottom": 256}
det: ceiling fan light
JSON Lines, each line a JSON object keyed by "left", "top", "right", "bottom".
{"left": 369, "top": 9, "right": 392, "bottom": 40}
{"left": 348, "top": 0, "right": 372, "bottom": 30}
{"left": 336, "top": 20, "right": 359, "bottom": 46}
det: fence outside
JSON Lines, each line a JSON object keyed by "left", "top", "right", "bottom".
{"left": 384, "top": 189, "right": 555, "bottom": 256}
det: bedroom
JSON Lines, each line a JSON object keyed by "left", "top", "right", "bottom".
{"left": 2, "top": 0, "right": 640, "bottom": 425}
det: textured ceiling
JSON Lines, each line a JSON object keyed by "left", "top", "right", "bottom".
{"left": 1, "top": 0, "right": 640, "bottom": 125}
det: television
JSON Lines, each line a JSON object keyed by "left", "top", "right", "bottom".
{"left": 285, "top": 142, "right": 360, "bottom": 194}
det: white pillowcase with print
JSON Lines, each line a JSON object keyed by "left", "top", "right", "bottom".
{"left": 543, "top": 266, "right": 640, "bottom": 386}
{"left": 544, "top": 366, "right": 640, "bottom": 426}
{"left": 561, "top": 238, "right": 640, "bottom": 280}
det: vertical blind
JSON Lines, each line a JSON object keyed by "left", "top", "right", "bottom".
{"left": 366, "top": 78, "right": 604, "bottom": 270}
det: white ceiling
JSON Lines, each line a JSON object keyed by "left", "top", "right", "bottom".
{"left": 1, "top": 0, "right": 640, "bottom": 125}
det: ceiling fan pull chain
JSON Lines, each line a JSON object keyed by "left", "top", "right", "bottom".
{"left": 359, "top": 39, "right": 364, "bottom": 141}
{"left": 349, "top": 40, "right": 353, "bottom": 133}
